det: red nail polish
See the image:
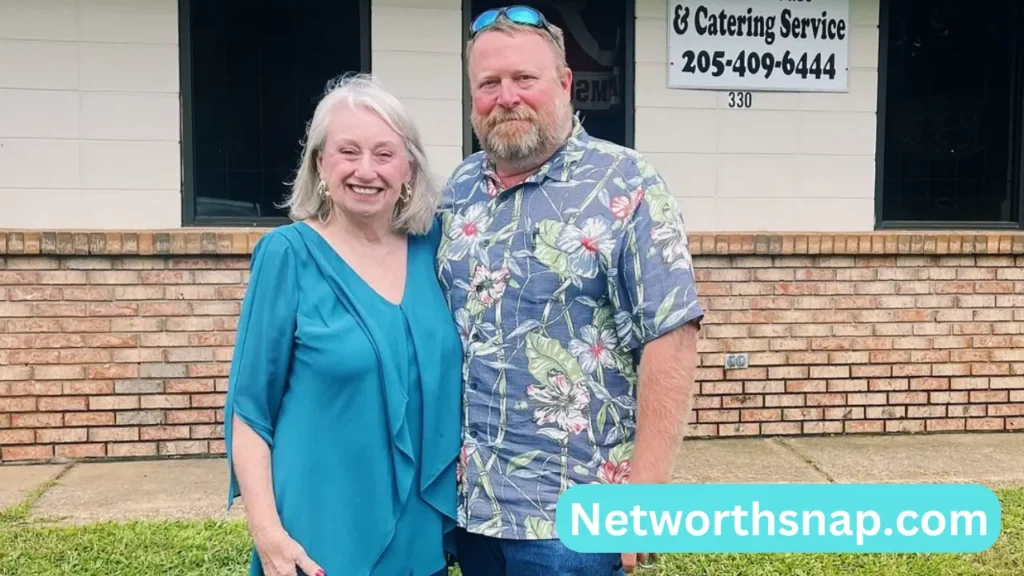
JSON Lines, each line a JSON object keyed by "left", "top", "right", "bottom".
{"left": 316, "top": 570, "right": 325, "bottom": 576}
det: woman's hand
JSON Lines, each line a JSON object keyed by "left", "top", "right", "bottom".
{"left": 231, "top": 418, "right": 321, "bottom": 574}
{"left": 232, "top": 417, "right": 321, "bottom": 575}
{"left": 253, "top": 526, "right": 325, "bottom": 576}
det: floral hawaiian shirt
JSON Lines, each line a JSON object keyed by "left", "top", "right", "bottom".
{"left": 436, "top": 117, "right": 704, "bottom": 540}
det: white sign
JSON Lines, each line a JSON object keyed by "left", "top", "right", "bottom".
{"left": 667, "top": 0, "right": 849, "bottom": 92}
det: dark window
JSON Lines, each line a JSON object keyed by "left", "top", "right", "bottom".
{"left": 877, "top": 0, "right": 1023, "bottom": 228}
{"left": 179, "top": 0, "right": 370, "bottom": 226}
{"left": 463, "top": 0, "right": 634, "bottom": 155}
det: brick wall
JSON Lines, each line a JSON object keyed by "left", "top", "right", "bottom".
{"left": 690, "top": 233, "right": 1024, "bottom": 437}
{"left": 1, "top": 230, "right": 1023, "bottom": 463}
{"left": 0, "top": 231, "right": 256, "bottom": 462}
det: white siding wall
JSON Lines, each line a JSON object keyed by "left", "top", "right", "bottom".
{"left": 0, "top": 0, "right": 467, "bottom": 231}
{"left": 370, "top": 0, "right": 465, "bottom": 188}
{"left": 0, "top": 0, "right": 881, "bottom": 233}
{"left": 0, "top": 0, "right": 181, "bottom": 229}
{"left": 634, "top": 0, "right": 880, "bottom": 232}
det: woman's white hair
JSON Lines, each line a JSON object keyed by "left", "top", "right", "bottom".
{"left": 282, "top": 73, "right": 439, "bottom": 235}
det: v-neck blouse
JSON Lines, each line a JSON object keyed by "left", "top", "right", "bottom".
{"left": 223, "top": 220, "right": 463, "bottom": 576}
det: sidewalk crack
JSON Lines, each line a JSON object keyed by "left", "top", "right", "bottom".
{"left": 773, "top": 438, "right": 836, "bottom": 483}
{"left": 0, "top": 462, "right": 76, "bottom": 525}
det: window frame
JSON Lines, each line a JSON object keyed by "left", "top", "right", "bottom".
{"left": 874, "top": 0, "right": 1024, "bottom": 231}
{"left": 177, "top": 0, "right": 373, "bottom": 228}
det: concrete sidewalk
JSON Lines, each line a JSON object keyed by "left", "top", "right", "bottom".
{"left": 2, "top": 432, "right": 1023, "bottom": 526}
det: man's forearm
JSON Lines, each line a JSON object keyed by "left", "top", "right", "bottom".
{"left": 630, "top": 321, "right": 699, "bottom": 484}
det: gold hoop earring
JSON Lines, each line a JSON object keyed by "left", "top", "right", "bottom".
{"left": 400, "top": 182, "right": 411, "bottom": 203}
{"left": 317, "top": 179, "right": 329, "bottom": 200}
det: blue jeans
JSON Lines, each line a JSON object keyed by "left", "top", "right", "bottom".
{"left": 454, "top": 528, "right": 625, "bottom": 576}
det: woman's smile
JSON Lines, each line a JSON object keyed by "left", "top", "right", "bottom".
{"left": 348, "top": 184, "right": 384, "bottom": 197}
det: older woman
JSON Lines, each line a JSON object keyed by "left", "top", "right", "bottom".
{"left": 223, "top": 74, "right": 462, "bottom": 576}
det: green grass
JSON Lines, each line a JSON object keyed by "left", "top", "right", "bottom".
{"left": 0, "top": 520, "right": 251, "bottom": 576}
{"left": 0, "top": 489, "right": 1020, "bottom": 575}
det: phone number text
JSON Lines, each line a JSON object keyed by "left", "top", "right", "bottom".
{"left": 676, "top": 50, "right": 838, "bottom": 80}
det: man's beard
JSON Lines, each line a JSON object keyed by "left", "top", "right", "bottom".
{"left": 471, "top": 98, "right": 572, "bottom": 172}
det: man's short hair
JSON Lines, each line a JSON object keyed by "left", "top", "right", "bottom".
{"left": 465, "top": 13, "right": 568, "bottom": 71}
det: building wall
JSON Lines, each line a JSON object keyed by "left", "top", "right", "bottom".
{"left": 371, "top": 0, "right": 466, "bottom": 185}
{"left": 0, "top": 0, "right": 883, "bottom": 233}
{"left": 0, "top": 0, "right": 466, "bottom": 231}
{"left": 689, "top": 234, "right": 1024, "bottom": 436}
{"left": 634, "top": 0, "right": 879, "bottom": 232}
{"left": 4, "top": 1, "right": 1024, "bottom": 464}
{"left": 0, "top": 0, "right": 181, "bottom": 230}
{"left": 2, "top": 230, "right": 1023, "bottom": 462}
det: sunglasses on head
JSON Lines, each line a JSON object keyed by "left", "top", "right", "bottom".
{"left": 469, "top": 5, "right": 554, "bottom": 38}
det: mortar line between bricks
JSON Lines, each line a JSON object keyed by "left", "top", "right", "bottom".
{"left": 772, "top": 438, "right": 836, "bottom": 483}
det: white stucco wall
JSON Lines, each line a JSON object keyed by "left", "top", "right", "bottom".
{"left": 0, "top": 0, "right": 181, "bottom": 229}
{"left": 633, "top": 0, "right": 879, "bottom": 232}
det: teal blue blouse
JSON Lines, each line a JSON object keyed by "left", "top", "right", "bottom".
{"left": 223, "top": 220, "right": 463, "bottom": 576}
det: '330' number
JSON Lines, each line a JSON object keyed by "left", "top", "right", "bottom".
{"left": 728, "top": 91, "right": 752, "bottom": 108}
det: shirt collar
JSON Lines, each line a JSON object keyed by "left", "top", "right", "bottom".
{"left": 481, "top": 114, "right": 588, "bottom": 191}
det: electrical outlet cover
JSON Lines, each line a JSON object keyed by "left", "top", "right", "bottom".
{"left": 724, "top": 353, "right": 749, "bottom": 370}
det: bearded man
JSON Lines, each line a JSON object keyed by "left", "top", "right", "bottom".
{"left": 435, "top": 6, "right": 704, "bottom": 575}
